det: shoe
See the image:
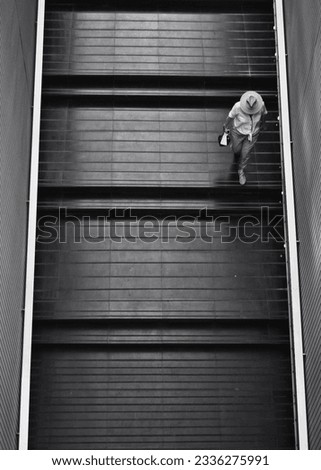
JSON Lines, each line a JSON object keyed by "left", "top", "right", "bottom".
{"left": 238, "top": 170, "right": 246, "bottom": 185}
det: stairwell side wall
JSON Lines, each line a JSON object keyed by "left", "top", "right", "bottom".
{"left": 0, "top": 0, "right": 37, "bottom": 450}
{"left": 283, "top": 0, "right": 321, "bottom": 450}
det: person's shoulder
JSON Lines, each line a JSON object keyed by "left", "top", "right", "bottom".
{"left": 228, "top": 101, "right": 242, "bottom": 118}
{"left": 262, "top": 102, "right": 268, "bottom": 114}
{"left": 230, "top": 101, "right": 241, "bottom": 113}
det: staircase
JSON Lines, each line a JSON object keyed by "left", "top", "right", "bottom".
{"left": 29, "top": 0, "right": 295, "bottom": 449}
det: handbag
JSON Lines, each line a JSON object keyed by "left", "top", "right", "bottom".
{"left": 218, "top": 130, "right": 230, "bottom": 147}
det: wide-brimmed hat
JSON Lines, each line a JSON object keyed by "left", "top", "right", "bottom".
{"left": 240, "top": 91, "right": 264, "bottom": 114}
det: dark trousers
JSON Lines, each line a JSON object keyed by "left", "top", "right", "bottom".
{"left": 230, "top": 128, "right": 259, "bottom": 171}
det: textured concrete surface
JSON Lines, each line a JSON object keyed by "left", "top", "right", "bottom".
{"left": 0, "top": 0, "right": 37, "bottom": 450}
{"left": 284, "top": 0, "right": 321, "bottom": 450}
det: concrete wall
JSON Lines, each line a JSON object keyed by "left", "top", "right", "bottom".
{"left": 0, "top": 0, "right": 37, "bottom": 449}
{"left": 0, "top": 0, "right": 320, "bottom": 451}
{"left": 283, "top": 0, "right": 321, "bottom": 450}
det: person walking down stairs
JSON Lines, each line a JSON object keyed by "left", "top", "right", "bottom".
{"left": 223, "top": 91, "right": 268, "bottom": 185}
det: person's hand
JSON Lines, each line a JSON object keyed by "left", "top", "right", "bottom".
{"left": 223, "top": 126, "right": 230, "bottom": 134}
